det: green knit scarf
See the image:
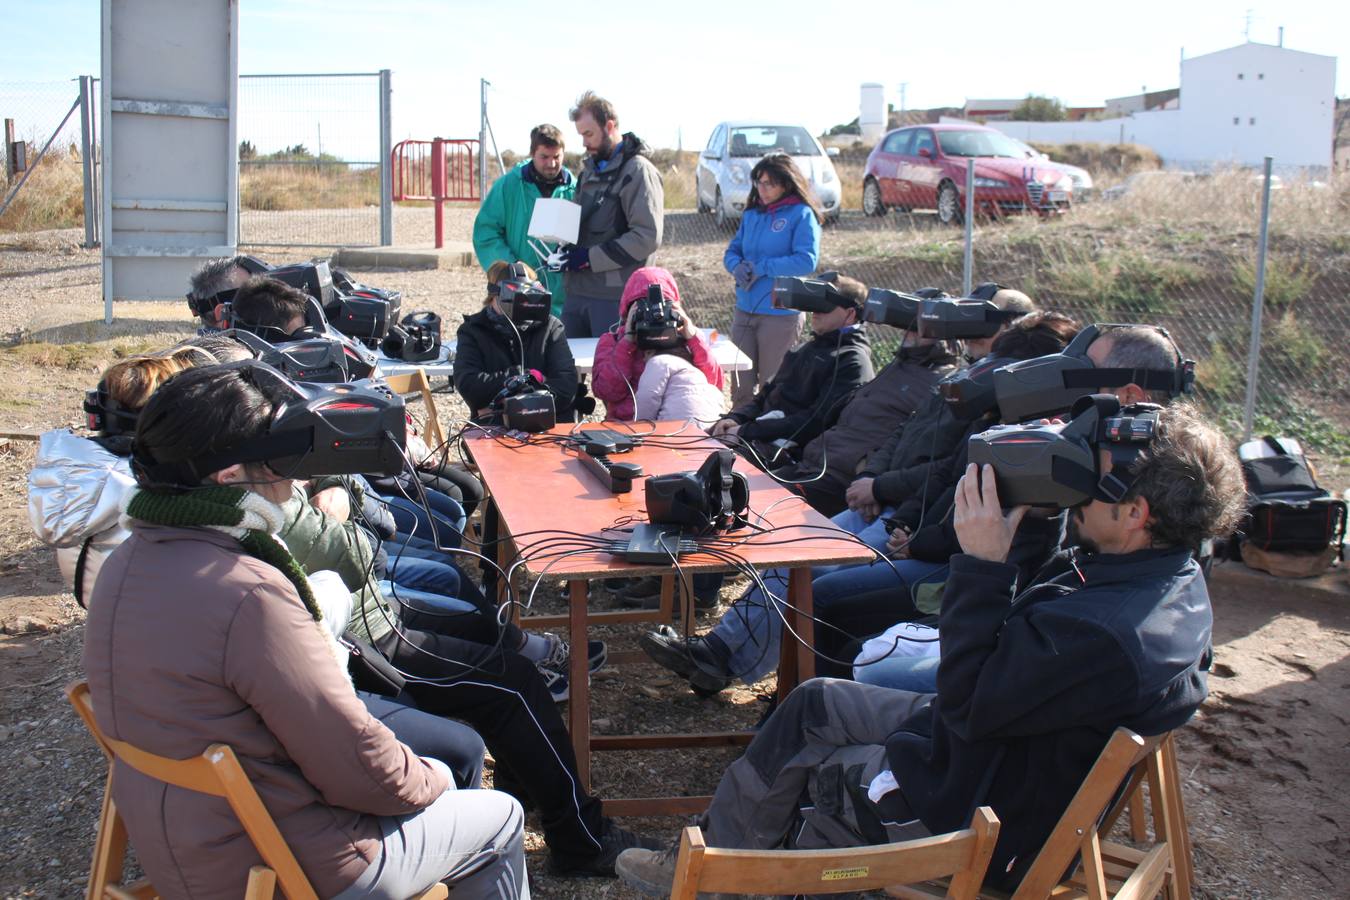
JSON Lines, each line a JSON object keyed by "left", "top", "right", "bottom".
{"left": 124, "top": 485, "right": 321, "bottom": 622}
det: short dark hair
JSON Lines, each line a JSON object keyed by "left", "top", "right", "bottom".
{"left": 530, "top": 124, "right": 565, "bottom": 154}
{"left": 232, "top": 276, "right": 310, "bottom": 332}
{"left": 132, "top": 365, "right": 275, "bottom": 491}
{"left": 569, "top": 91, "right": 617, "bottom": 127}
{"left": 1124, "top": 402, "right": 1246, "bottom": 551}
{"left": 822, "top": 272, "right": 867, "bottom": 310}
{"left": 989, "top": 311, "right": 1080, "bottom": 361}
{"left": 1098, "top": 326, "right": 1180, "bottom": 402}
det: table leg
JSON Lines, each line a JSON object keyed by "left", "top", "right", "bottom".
{"left": 776, "top": 566, "right": 814, "bottom": 703}
{"left": 568, "top": 578, "right": 590, "bottom": 792}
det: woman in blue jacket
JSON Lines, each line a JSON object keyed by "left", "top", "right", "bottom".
{"left": 723, "top": 153, "right": 823, "bottom": 405}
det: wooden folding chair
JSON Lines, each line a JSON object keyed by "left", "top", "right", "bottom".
{"left": 889, "top": 727, "right": 1195, "bottom": 900}
{"left": 67, "top": 681, "right": 448, "bottom": 900}
{"left": 669, "top": 806, "right": 1000, "bottom": 899}
{"left": 383, "top": 369, "right": 445, "bottom": 450}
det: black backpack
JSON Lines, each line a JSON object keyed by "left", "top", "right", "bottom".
{"left": 1237, "top": 436, "right": 1346, "bottom": 560}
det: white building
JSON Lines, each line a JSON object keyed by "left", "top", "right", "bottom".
{"left": 966, "top": 41, "right": 1337, "bottom": 172}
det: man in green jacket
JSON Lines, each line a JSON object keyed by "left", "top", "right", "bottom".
{"left": 472, "top": 123, "right": 576, "bottom": 318}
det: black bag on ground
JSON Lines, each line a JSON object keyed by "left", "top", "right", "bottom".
{"left": 1235, "top": 436, "right": 1346, "bottom": 569}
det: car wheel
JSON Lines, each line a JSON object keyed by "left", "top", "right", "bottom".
{"left": 936, "top": 181, "right": 963, "bottom": 226}
{"left": 862, "top": 178, "right": 886, "bottom": 217}
{"left": 714, "top": 188, "right": 733, "bottom": 231}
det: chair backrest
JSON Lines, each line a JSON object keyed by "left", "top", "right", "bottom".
{"left": 1009, "top": 727, "right": 1163, "bottom": 900}
{"left": 670, "top": 807, "right": 999, "bottom": 900}
{"left": 383, "top": 369, "right": 445, "bottom": 450}
{"left": 67, "top": 682, "right": 320, "bottom": 900}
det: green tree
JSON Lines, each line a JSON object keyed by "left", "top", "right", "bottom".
{"left": 1011, "top": 95, "right": 1066, "bottom": 122}
{"left": 238, "top": 140, "right": 256, "bottom": 161}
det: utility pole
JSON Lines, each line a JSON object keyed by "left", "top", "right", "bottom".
{"left": 1244, "top": 8, "right": 1253, "bottom": 42}
{"left": 898, "top": 82, "right": 908, "bottom": 116}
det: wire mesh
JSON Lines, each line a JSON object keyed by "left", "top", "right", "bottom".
{"left": 237, "top": 73, "right": 383, "bottom": 248}
{"left": 0, "top": 80, "right": 87, "bottom": 232}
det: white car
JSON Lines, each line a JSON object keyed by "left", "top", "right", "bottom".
{"left": 696, "top": 121, "right": 842, "bottom": 228}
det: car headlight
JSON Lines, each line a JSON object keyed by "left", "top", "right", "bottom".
{"left": 729, "top": 167, "right": 748, "bottom": 185}
{"left": 973, "top": 177, "right": 1010, "bottom": 188}
{"left": 1057, "top": 177, "right": 1074, "bottom": 191}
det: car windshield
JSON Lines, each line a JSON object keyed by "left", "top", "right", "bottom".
{"left": 937, "top": 130, "right": 1028, "bottom": 159}
{"left": 728, "top": 126, "right": 819, "bottom": 157}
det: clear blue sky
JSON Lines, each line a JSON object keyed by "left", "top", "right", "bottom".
{"left": 3, "top": 0, "right": 1346, "bottom": 157}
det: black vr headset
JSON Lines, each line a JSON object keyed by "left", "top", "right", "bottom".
{"left": 991, "top": 324, "right": 1195, "bottom": 423}
{"left": 644, "top": 449, "right": 750, "bottom": 535}
{"left": 492, "top": 370, "right": 557, "bottom": 433}
{"left": 771, "top": 276, "right": 859, "bottom": 314}
{"left": 631, "top": 284, "right": 682, "bottom": 350}
{"left": 381, "top": 310, "right": 443, "bottom": 363}
{"left": 132, "top": 361, "right": 407, "bottom": 491}
{"left": 489, "top": 263, "right": 552, "bottom": 328}
{"left": 229, "top": 329, "right": 375, "bottom": 385}
{"left": 863, "top": 286, "right": 952, "bottom": 330}
{"left": 917, "top": 291, "right": 1023, "bottom": 340}
{"left": 968, "top": 394, "right": 1162, "bottom": 508}
{"left": 269, "top": 260, "right": 401, "bottom": 346}
{"left": 83, "top": 382, "right": 142, "bottom": 436}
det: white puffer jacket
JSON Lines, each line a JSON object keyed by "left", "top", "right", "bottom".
{"left": 634, "top": 353, "right": 727, "bottom": 427}
{"left": 27, "top": 429, "right": 137, "bottom": 599}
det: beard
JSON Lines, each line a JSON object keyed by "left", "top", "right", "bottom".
{"left": 1068, "top": 506, "right": 1101, "bottom": 556}
{"left": 592, "top": 133, "right": 615, "bottom": 160}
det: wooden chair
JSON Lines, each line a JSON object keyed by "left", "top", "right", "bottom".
{"left": 67, "top": 681, "right": 448, "bottom": 900}
{"left": 889, "top": 727, "right": 1195, "bottom": 900}
{"left": 668, "top": 806, "right": 1000, "bottom": 899}
{"left": 383, "top": 369, "right": 445, "bottom": 450}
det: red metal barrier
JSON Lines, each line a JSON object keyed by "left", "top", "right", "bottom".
{"left": 392, "top": 138, "right": 481, "bottom": 248}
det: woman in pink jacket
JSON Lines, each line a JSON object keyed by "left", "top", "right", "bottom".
{"left": 591, "top": 267, "right": 725, "bottom": 420}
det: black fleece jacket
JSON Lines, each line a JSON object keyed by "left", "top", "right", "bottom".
{"left": 452, "top": 308, "right": 577, "bottom": 424}
{"left": 885, "top": 547, "right": 1212, "bottom": 889}
{"left": 727, "top": 326, "right": 873, "bottom": 445}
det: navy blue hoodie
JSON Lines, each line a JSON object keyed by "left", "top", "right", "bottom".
{"left": 884, "top": 547, "right": 1211, "bottom": 888}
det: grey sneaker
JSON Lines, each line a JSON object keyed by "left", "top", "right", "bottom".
{"left": 614, "top": 841, "right": 680, "bottom": 895}
{"left": 536, "top": 633, "right": 608, "bottom": 674}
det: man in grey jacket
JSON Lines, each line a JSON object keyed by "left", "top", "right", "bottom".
{"left": 556, "top": 91, "right": 664, "bottom": 337}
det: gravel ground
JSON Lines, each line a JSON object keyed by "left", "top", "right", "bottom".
{"left": 1, "top": 218, "right": 1347, "bottom": 899}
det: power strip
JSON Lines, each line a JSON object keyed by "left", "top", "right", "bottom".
{"left": 578, "top": 448, "right": 643, "bottom": 494}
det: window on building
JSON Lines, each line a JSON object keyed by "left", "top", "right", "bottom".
{"left": 1250, "top": 117, "right": 1257, "bottom": 125}
{"left": 1237, "top": 73, "right": 1245, "bottom": 80}
{"left": 1234, "top": 117, "right": 1240, "bottom": 125}
{"left": 1258, "top": 73, "right": 1265, "bottom": 80}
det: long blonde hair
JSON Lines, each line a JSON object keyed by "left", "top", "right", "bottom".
{"left": 101, "top": 346, "right": 214, "bottom": 411}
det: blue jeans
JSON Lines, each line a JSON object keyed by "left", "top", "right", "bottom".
{"left": 708, "top": 506, "right": 898, "bottom": 684}
{"left": 854, "top": 654, "right": 940, "bottom": 693}
{"left": 359, "top": 693, "right": 486, "bottom": 789}
{"left": 383, "top": 492, "right": 465, "bottom": 548}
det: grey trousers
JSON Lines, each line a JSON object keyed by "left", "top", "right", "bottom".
{"left": 730, "top": 308, "right": 804, "bottom": 406}
{"left": 702, "top": 678, "right": 934, "bottom": 852}
{"left": 333, "top": 759, "right": 530, "bottom": 900}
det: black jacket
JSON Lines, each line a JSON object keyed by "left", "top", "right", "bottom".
{"left": 453, "top": 308, "right": 577, "bottom": 424}
{"left": 885, "top": 548, "right": 1212, "bottom": 889}
{"left": 728, "top": 326, "right": 873, "bottom": 446}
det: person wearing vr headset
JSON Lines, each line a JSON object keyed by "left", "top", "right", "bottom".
{"left": 617, "top": 400, "right": 1245, "bottom": 897}
{"left": 473, "top": 124, "right": 576, "bottom": 319}
{"left": 590, "top": 266, "right": 726, "bottom": 423}
{"left": 724, "top": 153, "right": 824, "bottom": 406}
{"left": 186, "top": 254, "right": 268, "bottom": 332}
{"left": 454, "top": 260, "right": 579, "bottom": 425}
{"left": 771, "top": 285, "right": 963, "bottom": 517}
{"left": 557, "top": 91, "right": 665, "bottom": 339}
{"left": 708, "top": 273, "right": 873, "bottom": 454}
{"left": 81, "top": 363, "right": 531, "bottom": 900}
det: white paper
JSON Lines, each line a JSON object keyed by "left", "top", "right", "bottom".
{"left": 527, "top": 198, "right": 582, "bottom": 245}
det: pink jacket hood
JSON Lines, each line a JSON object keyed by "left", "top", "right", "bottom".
{"left": 618, "top": 266, "right": 682, "bottom": 324}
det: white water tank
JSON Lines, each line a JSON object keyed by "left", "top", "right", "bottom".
{"left": 860, "top": 83, "right": 886, "bottom": 143}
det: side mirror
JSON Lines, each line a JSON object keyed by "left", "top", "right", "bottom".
{"left": 918, "top": 147, "right": 933, "bottom": 159}
{"left": 826, "top": 146, "right": 841, "bottom": 158}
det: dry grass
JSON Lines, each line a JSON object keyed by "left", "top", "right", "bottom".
{"left": 239, "top": 163, "right": 379, "bottom": 211}
{"left": 0, "top": 154, "right": 85, "bottom": 232}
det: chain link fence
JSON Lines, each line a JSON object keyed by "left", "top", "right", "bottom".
{"left": 237, "top": 72, "right": 388, "bottom": 248}
{"left": 0, "top": 80, "right": 88, "bottom": 233}
{"left": 641, "top": 147, "right": 1350, "bottom": 458}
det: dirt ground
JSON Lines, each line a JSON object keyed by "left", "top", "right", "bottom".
{"left": 1, "top": 219, "right": 1348, "bottom": 899}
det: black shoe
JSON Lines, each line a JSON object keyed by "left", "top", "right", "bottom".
{"left": 615, "top": 575, "right": 662, "bottom": 607}
{"left": 548, "top": 819, "right": 664, "bottom": 877}
{"left": 639, "top": 625, "right": 734, "bottom": 695}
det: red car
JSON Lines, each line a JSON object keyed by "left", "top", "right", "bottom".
{"left": 862, "top": 123, "right": 1074, "bottom": 224}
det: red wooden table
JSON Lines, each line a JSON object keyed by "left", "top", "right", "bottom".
{"left": 467, "top": 423, "right": 872, "bottom": 814}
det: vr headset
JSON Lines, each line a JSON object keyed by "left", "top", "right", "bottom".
{"left": 492, "top": 370, "right": 557, "bottom": 433}
{"left": 381, "top": 310, "right": 443, "bottom": 363}
{"left": 992, "top": 324, "right": 1195, "bottom": 423}
{"left": 270, "top": 260, "right": 336, "bottom": 306}
{"left": 132, "top": 361, "right": 407, "bottom": 490}
{"left": 645, "top": 449, "right": 750, "bottom": 535}
{"left": 83, "top": 382, "right": 142, "bottom": 436}
{"left": 630, "top": 284, "right": 682, "bottom": 350}
{"left": 229, "top": 328, "right": 375, "bottom": 384}
{"left": 771, "top": 276, "right": 858, "bottom": 314}
{"left": 968, "top": 394, "right": 1162, "bottom": 508}
{"left": 863, "top": 286, "right": 952, "bottom": 330}
{"left": 489, "top": 263, "right": 551, "bottom": 328}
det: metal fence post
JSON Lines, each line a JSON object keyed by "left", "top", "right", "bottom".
{"left": 1241, "top": 156, "right": 1275, "bottom": 441}
{"left": 79, "top": 75, "right": 98, "bottom": 248}
{"left": 963, "top": 158, "right": 975, "bottom": 295}
{"left": 378, "top": 69, "right": 392, "bottom": 246}
{"left": 478, "top": 78, "right": 488, "bottom": 202}
{"left": 431, "top": 137, "right": 445, "bottom": 250}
